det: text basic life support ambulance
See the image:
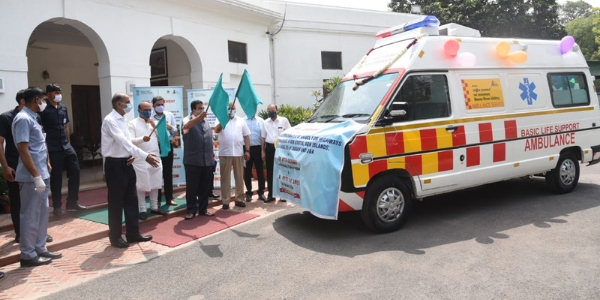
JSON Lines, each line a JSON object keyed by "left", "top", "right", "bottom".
{"left": 272, "top": 16, "right": 600, "bottom": 233}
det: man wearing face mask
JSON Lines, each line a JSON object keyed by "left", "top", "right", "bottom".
{"left": 151, "top": 96, "right": 178, "bottom": 207}
{"left": 261, "top": 104, "right": 291, "bottom": 203}
{"left": 40, "top": 83, "right": 86, "bottom": 216}
{"left": 12, "top": 87, "right": 62, "bottom": 267}
{"left": 102, "top": 93, "right": 159, "bottom": 248}
{"left": 214, "top": 102, "right": 251, "bottom": 209}
{"left": 128, "top": 101, "right": 167, "bottom": 220}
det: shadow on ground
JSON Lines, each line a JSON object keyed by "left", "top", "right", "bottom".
{"left": 273, "top": 178, "right": 600, "bottom": 257}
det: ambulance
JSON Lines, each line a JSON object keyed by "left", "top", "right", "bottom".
{"left": 272, "top": 15, "right": 600, "bottom": 233}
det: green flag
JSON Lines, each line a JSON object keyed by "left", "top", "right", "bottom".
{"left": 156, "top": 115, "right": 171, "bottom": 158}
{"left": 209, "top": 73, "right": 230, "bottom": 129}
{"left": 235, "top": 69, "right": 263, "bottom": 118}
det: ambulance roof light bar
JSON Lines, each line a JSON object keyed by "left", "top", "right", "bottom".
{"left": 375, "top": 15, "right": 440, "bottom": 39}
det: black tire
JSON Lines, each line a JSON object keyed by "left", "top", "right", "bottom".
{"left": 360, "top": 176, "right": 412, "bottom": 233}
{"left": 545, "top": 152, "right": 580, "bottom": 194}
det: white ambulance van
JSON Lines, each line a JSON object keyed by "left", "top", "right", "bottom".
{"left": 272, "top": 15, "right": 600, "bottom": 233}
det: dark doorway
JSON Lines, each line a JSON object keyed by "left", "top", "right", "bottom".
{"left": 71, "top": 85, "right": 102, "bottom": 164}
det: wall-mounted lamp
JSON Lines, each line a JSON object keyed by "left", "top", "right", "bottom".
{"left": 42, "top": 70, "right": 50, "bottom": 80}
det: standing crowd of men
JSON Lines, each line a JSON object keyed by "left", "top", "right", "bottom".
{"left": 0, "top": 86, "right": 290, "bottom": 275}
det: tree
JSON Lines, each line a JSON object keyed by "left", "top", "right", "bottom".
{"left": 565, "top": 11, "right": 599, "bottom": 60}
{"left": 388, "top": 0, "right": 565, "bottom": 39}
{"left": 559, "top": 0, "right": 593, "bottom": 25}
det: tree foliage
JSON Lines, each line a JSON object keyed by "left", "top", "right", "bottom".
{"left": 559, "top": 0, "right": 593, "bottom": 25}
{"left": 388, "top": 0, "right": 565, "bottom": 39}
{"left": 565, "top": 10, "right": 599, "bottom": 60}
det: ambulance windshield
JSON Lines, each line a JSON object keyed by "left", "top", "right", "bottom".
{"left": 308, "top": 73, "right": 399, "bottom": 123}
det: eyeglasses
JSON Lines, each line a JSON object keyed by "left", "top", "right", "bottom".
{"left": 140, "top": 109, "right": 152, "bottom": 112}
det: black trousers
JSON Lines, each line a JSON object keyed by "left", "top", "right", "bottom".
{"left": 158, "top": 148, "right": 174, "bottom": 204}
{"left": 265, "top": 143, "right": 275, "bottom": 198}
{"left": 8, "top": 178, "right": 20, "bottom": 238}
{"left": 105, "top": 157, "right": 139, "bottom": 243}
{"left": 184, "top": 164, "right": 212, "bottom": 214}
{"left": 49, "top": 146, "right": 80, "bottom": 208}
{"left": 244, "top": 145, "right": 265, "bottom": 196}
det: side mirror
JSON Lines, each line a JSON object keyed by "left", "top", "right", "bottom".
{"left": 375, "top": 102, "right": 408, "bottom": 126}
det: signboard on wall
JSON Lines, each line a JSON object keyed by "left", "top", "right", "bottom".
{"left": 133, "top": 86, "right": 186, "bottom": 186}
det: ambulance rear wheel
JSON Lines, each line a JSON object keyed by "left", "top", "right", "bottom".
{"left": 545, "top": 153, "right": 579, "bottom": 194}
{"left": 361, "top": 176, "right": 412, "bottom": 233}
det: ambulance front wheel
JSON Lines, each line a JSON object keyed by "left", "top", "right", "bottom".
{"left": 361, "top": 176, "right": 412, "bottom": 233}
{"left": 545, "top": 152, "right": 580, "bottom": 194}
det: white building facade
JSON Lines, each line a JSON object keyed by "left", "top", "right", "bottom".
{"left": 0, "top": 0, "right": 416, "bottom": 145}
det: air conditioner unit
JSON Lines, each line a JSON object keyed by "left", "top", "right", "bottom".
{"left": 126, "top": 81, "right": 135, "bottom": 95}
{"left": 0, "top": 77, "right": 5, "bottom": 94}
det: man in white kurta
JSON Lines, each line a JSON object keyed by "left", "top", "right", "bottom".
{"left": 128, "top": 101, "right": 166, "bottom": 220}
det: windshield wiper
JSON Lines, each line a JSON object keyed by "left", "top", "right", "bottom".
{"left": 341, "top": 113, "right": 371, "bottom": 118}
{"left": 315, "top": 114, "right": 340, "bottom": 123}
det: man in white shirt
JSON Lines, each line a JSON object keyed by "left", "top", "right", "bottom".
{"left": 243, "top": 114, "right": 266, "bottom": 202}
{"left": 261, "top": 104, "right": 291, "bottom": 203}
{"left": 128, "top": 101, "right": 167, "bottom": 221}
{"left": 101, "top": 93, "right": 159, "bottom": 248}
{"left": 152, "top": 96, "right": 178, "bottom": 206}
{"left": 214, "top": 102, "right": 251, "bottom": 209}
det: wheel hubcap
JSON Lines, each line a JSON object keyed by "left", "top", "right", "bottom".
{"left": 376, "top": 187, "right": 404, "bottom": 223}
{"left": 559, "top": 159, "right": 576, "bottom": 185}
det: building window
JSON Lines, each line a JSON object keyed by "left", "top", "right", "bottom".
{"left": 548, "top": 73, "right": 589, "bottom": 107}
{"left": 321, "top": 51, "right": 342, "bottom": 70}
{"left": 228, "top": 41, "right": 247, "bottom": 64}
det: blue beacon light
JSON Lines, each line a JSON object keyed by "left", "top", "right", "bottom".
{"left": 375, "top": 15, "right": 440, "bottom": 39}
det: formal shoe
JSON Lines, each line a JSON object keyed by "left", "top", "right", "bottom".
{"left": 66, "top": 203, "right": 87, "bottom": 211}
{"left": 53, "top": 208, "right": 62, "bottom": 216}
{"left": 111, "top": 238, "right": 130, "bottom": 248}
{"left": 20, "top": 256, "right": 52, "bottom": 267}
{"left": 46, "top": 235, "right": 53, "bottom": 243}
{"left": 126, "top": 234, "right": 152, "bottom": 243}
{"left": 199, "top": 211, "right": 215, "bottom": 217}
{"left": 235, "top": 201, "right": 246, "bottom": 208}
{"left": 139, "top": 212, "right": 148, "bottom": 221}
{"left": 222, "top": 204, "right": 230, "bottom": 210}
{"left": 167, "top": 199, "right": 177, "bottom": 206}
{"left": 264, "top": 197, "right": 275, "bottom": 203}
{"left": 0, "top": 271, "right": 4, "bottom": 279}
{"left": 38, "top": 251, "right": 62, "bottom": 259}
{"left": 209, "top": 192, "right": 220, "bottom": 199}
{"left": 245, "top": 194, "right": 252, "bottom": 202}
{"left": 279, "top": 198, "right": 287, "bottom": 202}
{"left": 151, "top": 209, "right": 168, "bottom": 216}
{"left": 258, "top": 194, "right": 267, "bottom": 202}
{"left": 184, "top": 212, "right": 196, "bottom": 220}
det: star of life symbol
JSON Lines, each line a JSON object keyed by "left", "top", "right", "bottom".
{"left": 519, "top": 78, "right": 537, "bottom": 105}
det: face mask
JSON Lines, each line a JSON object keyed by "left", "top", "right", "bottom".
{"left": 155, "top": 105, "right": 165, "bottom": 114}
{"left": 140, "top": 110, "right": 151, "bottom": 118}
{"left": 229, "top": 109, "right": 236, "bottom": 117}
{"left": 39, "top": 100, "right": 47, "bottom": 112}
{"left": 124, "top": 103, "right": 133, "bottom": 113}
{"left": 54, "top": 94, "right": 62, "bottom": 102}
{"left": 268, "top": 111, "right": 277, "bottom": 119}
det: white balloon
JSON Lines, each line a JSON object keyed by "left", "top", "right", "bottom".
{"left": 457, "top": 52, "right": 476, "bottom": 67}
{"left": 562, "top": 52, "right": 579, "bottom": 64}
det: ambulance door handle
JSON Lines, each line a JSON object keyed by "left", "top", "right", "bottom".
{"left": 446, "top": 125, "right": 458, "bottom": 132}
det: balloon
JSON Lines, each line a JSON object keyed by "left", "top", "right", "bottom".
{"left": 507, "top": 51, "right": 528, "bottom": 64}
{"left": 563, "top": 52, "right": 579, "bottom": 64}
{"left": 560, "top": 36, "right": 575, "bottom": 54}
{"left": 457, "top": 52, "right": 476, "bottom": 67}
{"left": 444, "top": 39, "right": 460, "bottom": 57}
{"left": 496, "top": 41, "right": 510, "bottom": 58}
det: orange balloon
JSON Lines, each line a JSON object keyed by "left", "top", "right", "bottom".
{"left": 507, "top": 51, "right": 528, "bottom": 64}
{"left": 496, "top": 41, "right": 510, "bottom": 58}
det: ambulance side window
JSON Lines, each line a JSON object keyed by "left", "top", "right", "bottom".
{"left": 393, "top": 74, "right": 451, "bottom": 121}
{"left": 548, "top": 73, "right": 589, "bottom": 107}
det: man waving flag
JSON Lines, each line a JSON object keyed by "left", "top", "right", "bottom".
{"left": 236, "top": 69, "right": 263, "bottom": 118}
{"left": 209, "top": 73, "right": 230, "bottom": 129}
